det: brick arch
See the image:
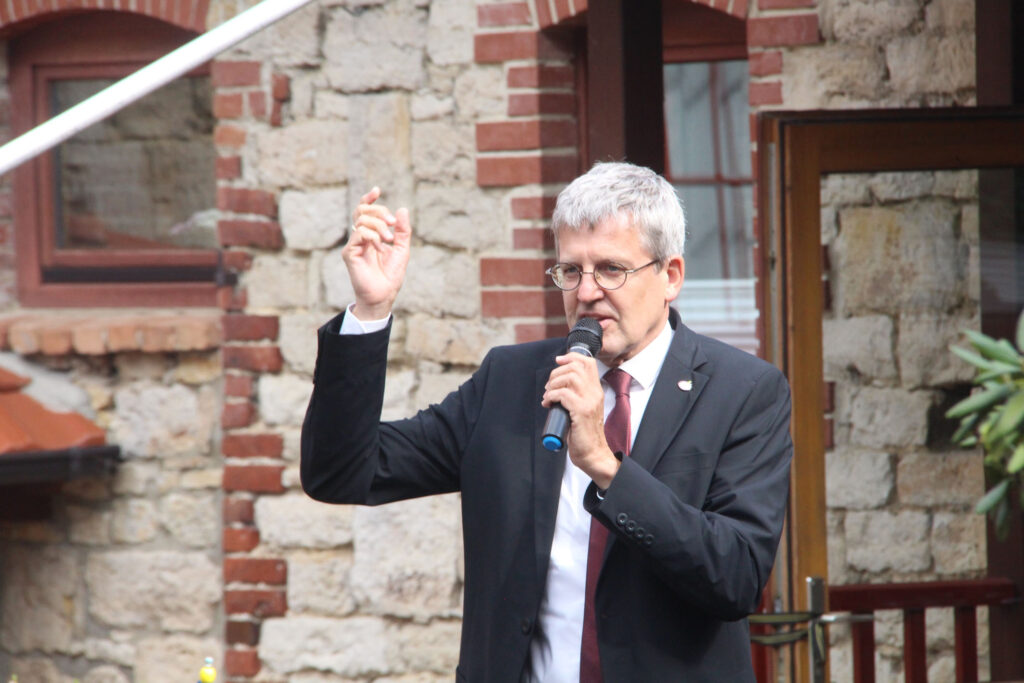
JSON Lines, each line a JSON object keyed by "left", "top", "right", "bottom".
{"left": 533, "top": 0, "right": 748, "bottom": 29}
{"left": 0, "top": 0, "right": 209, "bottom": 35}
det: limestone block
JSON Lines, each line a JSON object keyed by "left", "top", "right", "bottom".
{"left": 255, "top": 492, "right": 354, "bottom": 549}
{"left": 256, "top": 120, "right": 348, "bottom": 189}
{"left": 160, "top": 492, "right": 218, "bottom": 548}
{"left": 0, "top": 545, "right": 80, "bottom": 652}
{"left": 7, "top": 658, "right": 64, "bottom": 683}
{"left": 868, "top": 172, "right": 935, "bottom": 202}
{"left": 393, "top": 619, "right": 462, "bottom": 673}
{"left": 110, "top": 383, "right": 213, "bottom": 459}
{"left": 886, "top": 33, "right": 975, "bottom": 96}
{"left": 260, "top": 616, "right": 393, "bottom": 676}
{"left": 401, "top": 245, "right": 478, "bottom": 317}
{"left": 283, "top": 426, "right": 302, "bottom": 461}
{"left": 822, "top": 315, "right": 896, "bottom": 382}
{"left": 405, "top": 315, "right": 510, "bottom": 366}
{"left": 282, "top": 464, "right": 302, "bottom": 490}
{"left": 280, "top": 312, "right": 322, "bottom": 375}
{"left": 415, "top": 184, "right": 504, "bottom": 251}
{"left": 83, "top": 632, "right": 135, "bottom": 667}
{"left": 926, "top": 607, "right": 955, "bottom": 650}
{"left": 782, "top": 45, "right": 887, "bottom": 109}
{"left": 347, "top": 93, "right": 413, "bottom": 208}
{"left": 0, "top": 519, "right": 63, "bottom": 543}
{"left": 68, "top": 504, "right": 111, "bottom": 545}
{"left": 411, "top": 120, "right": 475, "bottom": 182}
{"left": 849, "top": 388, "right": 931, "bottom": 449}
{"left": 259, "top": 374, "right": 313, "bottom": 427}
{"left": 113, "top": 353, "right": 171, "bottom": 382}
{"left": 314, "top": 90, "right": 350, "bottom": 120}
{"left": 897, "top": 451, "right": 984, "bottom": 507}
{"left": 111, "top": 498, "right": 159, "bottom": 544}
{"left": 382, "top": 369, "right": 417, "bottom": 421}
{"left": 281, "top": 188, "right": 348, "bottom": 251}
{"left": 288, "top": 550, "right": 357, "bottom": 615}
{"left": 247, "top": 255, "right": 311, "bottom": 309}
{"left": 826, "top": 510, "right": 849, "bottom": 584}
{"left": 289, "top": 71, "right": 322, "bottom": 120}
{"left": 86, "top": 551, "right": 219, "bottom": 632}
{"left": 826, "top": 0, "right": 920, "bottom": 45}
{"left": 351, "top": 494, "right": 461, "bottom": 618}
{"left": 820, "top": 173, "right": 872, "bottom": 208}
{"left": 322, "top": 248, "right": 356, "bottom": 310}
{"left": 412, "top": 93, "right": 454, "bottom": 120}
{"left": 173, "top": 351, "right": 222, "bottom": 385}
{"left": 845, "top": 510, "right": 931, "bottom": 573}
{"left": 238, "top": 3, "right": 321, "bottom": 66}
{"left": 416, "top": 368, "right": 472, "bottom": 407}
{"left": 0, "top": 352, "right": 92, "bottom": 416}
{"left": 427, "top": 0, "right": 474, "bottom": 66}
{"left": 928, "top": 654, "right": 956, "bottom": 683}
{"left": 180, "top": 467, "right": 223, "bottom": 489}
{"left": 835, "top": 201, "right": 966, "bottom": 315}
{"left": 453, "top": 67, "right": 505, "bottom": 121}
{"left": 82, "top": 665, "right": 130, "bottom": 683}
{"left": 323, "top": 3, "right": 427, "bottom": 92}
{"left": 898, "top": 312, "right": 979, "bottom": 388}
{"left": 933, "top": 170, "right": 978, "bottom": 201}
{"left": 825, "top": 448, "right": 893, "bottom": 509}
{"left": 924, "top": 0, "right": 971, "bottom": 32}
{"left": 134, "top": 634, "right": 221, "bottom": 683}
{"left": 968, "top": 242, "right": 980, "bottom": 303}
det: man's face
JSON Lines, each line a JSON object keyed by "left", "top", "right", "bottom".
{"left": 557, "top": 214, "right": 684, "bottom": 366}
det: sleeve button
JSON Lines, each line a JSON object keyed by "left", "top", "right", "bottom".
{"left": 644, "top": 535, "right": 654, "bottom": 547}
{"left": 616, "top": 513, "right": 628, "bottom": 526}
{"left": 626, "top": 520, "right": 637, "bottom": 533}
{"left": 521, "top": 618, "right": 533, "bottom": 635}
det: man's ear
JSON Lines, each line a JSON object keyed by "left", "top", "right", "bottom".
{"left": 664, "top": 255, "right": 684, "bottom": 302}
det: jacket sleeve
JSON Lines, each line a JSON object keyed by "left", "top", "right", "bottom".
{"left": 300, "top": 312, "right": 489, "bottom": 505}
{"left": 583, "top": 364, "right": 793, "bottom": 621}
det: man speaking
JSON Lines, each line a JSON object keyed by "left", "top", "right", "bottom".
{"left": 301, "top": 162, "right": 793, "bottom": 682}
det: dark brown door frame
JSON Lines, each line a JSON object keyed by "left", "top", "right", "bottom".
{"left": 758, "top": 108, "right": 1024, "bottom": 682}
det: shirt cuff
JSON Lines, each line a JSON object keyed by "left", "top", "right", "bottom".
{"left": 339, "top": 303, "right": 391, "bottom": 335}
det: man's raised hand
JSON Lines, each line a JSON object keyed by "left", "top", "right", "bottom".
{"left": 342, "top": 187, "right": 412, "bottom": 321}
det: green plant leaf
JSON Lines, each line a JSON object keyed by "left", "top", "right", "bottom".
{"left": 975, "top": 361, "right": 1024, "bottom": 382}
{"left": 951, "top": 345, "right": 995, "bottom": 371}
{"left": 952, "top": 413, "right": 979, "bottom": 444}
{"left": 965, "top": 329, "right": 1023, "bottom": 365}
{"left": 976, "top": 478, "right": 1011, "bottom": 514}
{"left": 995, "top": 495, "right": 1012, "bottom": 540}
{"left": 1017, "top": 309, "right": 1024, "bottom": 352}
{"left": 1008, "top": 443, "right": 1024, "bottom": 474}
{"left": 989, "top": 390, "right": 1024, "bottom": 442}
{"left": 946, "top": 384, "right": 1013, "bottom": 419}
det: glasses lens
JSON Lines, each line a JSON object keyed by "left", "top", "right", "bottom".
{"left": 594, "top": 264, "right": 627, "bottom": 290}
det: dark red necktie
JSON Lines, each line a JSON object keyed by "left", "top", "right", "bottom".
{"left": 580, "top": 368, "right": 632, "bottom": 683}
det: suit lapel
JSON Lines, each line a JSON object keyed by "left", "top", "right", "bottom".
{"left": 630, "top": 323, "right": 709, "bottom": 473}
{"left": 532, "top": 361, "right": 566, "bottom": 588}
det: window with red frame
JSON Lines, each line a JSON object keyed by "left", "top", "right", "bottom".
{"left": 9, "top": 12, "right": 223, "bottom": 307}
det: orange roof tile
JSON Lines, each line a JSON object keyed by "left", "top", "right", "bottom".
{"left": 0, "top": 367, "right": 106, "bottom": 456}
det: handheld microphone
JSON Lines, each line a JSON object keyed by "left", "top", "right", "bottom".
{"left": 541, "top": 317, "right": 603, "bottom": 452}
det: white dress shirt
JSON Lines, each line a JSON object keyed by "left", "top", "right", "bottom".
{"left": 338, "top": 305, "right": 675, "bottom": 682}
{"left": 527, "top": 319, "right": 674, "bottom": 682}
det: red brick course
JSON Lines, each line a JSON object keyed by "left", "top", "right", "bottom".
{"left": 225, "top": 648, "right": 261, "bottom": 677}
{"left": 507, "top": 65, "right": 574, "bottom": 89}
{"left": 513, "top": 228, "right": 555, "bottom": 251}
{"left": 214, "top": 124, "right": 246, "bottom": 148}
{"left": 749, "top": 51, "right": 783, "bottom": 77}
{"left": 226, "top": 620, "right": 261, "bottom": 646}
{"left": 224, "top": 558, "right": 287, "bottom": 585}
{"left": 478, "top": 2, "right": 532, "bottom": 27}
{"left": 214, "top": 92, "right": 244, "bottom": 119}
{"left": 224, "top": 374, "right": 254, "bottom": 398}
{"left": 481, "top": 289, "right": 564, "bottom": 318}
{"left": 749, "top": 81, "right": 783, "bottom": 106}
{"left": 510, "top": 196, "right": 558, "bottom": 220}
{"left": 225, "top": 589, "right": 287, "bottom": 616}
{"left": 515, "top": 322, "right": 568, "bottom": 343}
{"left": 476, "top": 119, "right": 577, "bottom": 151}
{"left": 217, "top": 220, "right": 284, "bottom": 249}
{"left": 223, "top": 497, "right": 255, "bottom": 525}
{"left": 223, "top": 465, "right": 285, "bottom": 493}
{"left": 477, "top": 154, "right": 578, "bottom": 186}
{"left": 217, "top": 188, "right": 277, "bottom": 217}
{"left": 223, "top": 527, "right": 260, "bottom": 553}
{"left": 223, "top": 345, "right": 284, "bottom": 372}
{"left": 212, "top": 61, "right": 262, "bottom": 88}
{"left": 474, "top": 31, "right": 569, "bottom": 63}
{"left": 216, "top": 156, "right": 242, "bottom": 180}
{"left": 747, "top": 14, "right": 819, "bottom": 48}
{"left": 508, "top": 92, "right": 577, "bottom": 116}
{"left": 223, "top": 314, "right": 279, "bottom": 342}
{"left": 222, "top": 433, "right": 284, "bottom": 459}
{"left": 222, "top": 401, "right": 256, "bottom": 430}
{"left": 480, "top": 257, "right": 553, "bottom": 286}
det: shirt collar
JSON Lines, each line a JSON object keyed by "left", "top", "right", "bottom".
{"left": 595, "top": 317, "right": 675, "bottom": 391}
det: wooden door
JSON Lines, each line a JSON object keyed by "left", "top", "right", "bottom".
{"left": 757, "top": 109, "right": 1024, "bottom": 683}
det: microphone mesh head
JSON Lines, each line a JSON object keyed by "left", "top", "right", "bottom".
{"left": 566, "top": 317, "right": 603, "bottom": 356}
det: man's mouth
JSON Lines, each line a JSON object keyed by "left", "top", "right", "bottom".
{"left": 579, "top": 313, "right": 613, "bottom": 329}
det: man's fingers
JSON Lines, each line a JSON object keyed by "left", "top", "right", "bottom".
{"left": 347, "top": 225, "right": 386, "bottom": 252}
{"left": 353, "top": 215, "right": 395, "bottom": 242}
{"left": 358, "top": 186, "right": 381, "bottom": 207}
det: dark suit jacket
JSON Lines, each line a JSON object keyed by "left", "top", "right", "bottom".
{"left": 301, "top": 308, "right": 793, "bottom": 683}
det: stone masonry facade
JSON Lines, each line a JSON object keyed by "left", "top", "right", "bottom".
{"left": 0, "top": 0, "right": 987, "bottom": 682}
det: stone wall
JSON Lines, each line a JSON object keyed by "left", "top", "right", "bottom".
{"left": 0, "top": 338, "right": 224, "bottom": 682}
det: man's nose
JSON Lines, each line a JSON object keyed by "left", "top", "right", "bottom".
{"left": 575, "top": 272, "right": 604, "bottom": 302}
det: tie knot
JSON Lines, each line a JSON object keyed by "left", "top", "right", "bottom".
{"left": 604, "top": 368, "right": 632, "bottom": 396}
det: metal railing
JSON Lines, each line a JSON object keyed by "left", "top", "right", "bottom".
{"left": 0, "top": 0, "right": 317, "bottom": 176}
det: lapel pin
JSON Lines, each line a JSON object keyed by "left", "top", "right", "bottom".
{"left": 677, "top": 380, "right": 692, "bottom": 391}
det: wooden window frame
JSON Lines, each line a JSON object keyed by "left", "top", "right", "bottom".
{"left": 9, "top": 12, "right": 222, "bottom": 307}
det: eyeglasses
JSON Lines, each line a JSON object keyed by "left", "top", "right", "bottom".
{"left": 545, "top": 260, "right": 660, "bottom": 291}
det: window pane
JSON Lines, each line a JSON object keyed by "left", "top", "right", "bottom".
{"left": 52, "top": 76, "right": 217, "bottom": 251}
